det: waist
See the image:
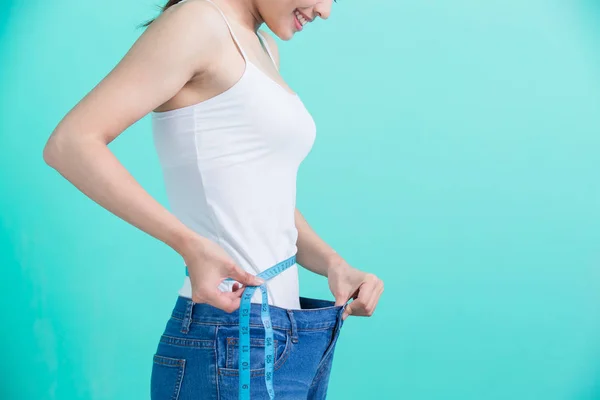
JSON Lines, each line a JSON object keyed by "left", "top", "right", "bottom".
{"left": 171, "top": 295, "right": 342, "bottom": 331}
{"left": 180, "top": 225, "right": 300, "bottom": 277}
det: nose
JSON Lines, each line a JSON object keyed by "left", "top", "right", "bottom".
{"left": 313, "top": 0, "right": 332, "bottom": 20}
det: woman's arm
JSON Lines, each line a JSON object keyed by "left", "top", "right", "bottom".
{"left": 42, "top": 1, "right": 227, "bottom": 262}
{"left": 294, "top": 208, "right": 346, "bottom": 277}
{"left": 43, "top": 1, "right": 265, "bottom": 311}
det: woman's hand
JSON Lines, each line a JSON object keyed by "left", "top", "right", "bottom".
{"left": 180, "top": 235, "right": 264, "bottom": 313}
{"left": 327, "top": 261, "right": 384, "bottom": 321}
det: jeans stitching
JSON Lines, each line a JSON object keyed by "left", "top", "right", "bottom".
{"left": 170, "top": 315, "right": 336, "bottom": 331}
{"left": 160, "top": 334, "right": 215, "bottom": 349}
{"left": 173, "top": 359, "right": 185, "bottom": 400}
{"left": 152, "top": 355, "right": 185, "bottom": 400}
{"left": 153, "top": 354, "right": 186, "bottom": 366}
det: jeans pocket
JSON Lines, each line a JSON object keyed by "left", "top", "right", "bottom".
{"left": 217, "top": 327, "right": 291, "bottom": 377}
{"left": 151, "top": 354, "right": 186, "bottom": 400}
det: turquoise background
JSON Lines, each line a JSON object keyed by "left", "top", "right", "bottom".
{"left": 1, "top": 0, "right": 599, "bottom": 399}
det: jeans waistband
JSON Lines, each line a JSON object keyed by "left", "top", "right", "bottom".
{"left": 171, "top": 295, "right": 345, "bottom": 331}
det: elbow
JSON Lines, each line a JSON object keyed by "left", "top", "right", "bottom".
{"left": 43, "top": 129, "right": 106, "bottom": 169}
{"left": 43, "top": 141, "right": 57, "bottom": 167}
{"left": 43, "top": 135, "right": 62, "bottom": 168}
{"left": 43, "top": 129, "right": 71, "bottom": 168}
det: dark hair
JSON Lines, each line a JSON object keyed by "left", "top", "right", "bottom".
{"left": 138, "top": 0, "right": 184, "bottom": 28}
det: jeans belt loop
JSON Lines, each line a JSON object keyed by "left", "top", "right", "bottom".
{"left": 286, "top": 309, "right": 299, "bottom": 343}
{"left": 180, "top": 299, "right": 194, "bottom": 334}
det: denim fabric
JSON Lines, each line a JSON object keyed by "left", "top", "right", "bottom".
{"left": 151, "top": 295, "right": 347, "bottom": 400}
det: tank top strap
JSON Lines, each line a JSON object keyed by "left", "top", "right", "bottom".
{"left": 257, "top": 31, "right": 279, "bottom": 71}
{"left": 201, "top": 0, "right": 249, "bottom": 62}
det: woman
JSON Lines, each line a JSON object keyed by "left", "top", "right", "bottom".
{"left": 43, "top": 0, "right": 384, "bottom": 398}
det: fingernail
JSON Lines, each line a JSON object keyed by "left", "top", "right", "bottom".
{"left": 256, "top": 278, "right": 265, "bottom": 284}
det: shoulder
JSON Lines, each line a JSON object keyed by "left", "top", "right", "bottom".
{"left": 145, "top": 0, "right": 236, "bottom": 71}
{"left": 258, "top": 29, "right": 280, "bottom": 68}
{"left": 153, "top": 0, "right": 233, "bottom": 48}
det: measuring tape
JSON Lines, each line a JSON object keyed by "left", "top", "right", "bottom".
{"left": 185, "top": 254, "right": 297, "bottom": 399}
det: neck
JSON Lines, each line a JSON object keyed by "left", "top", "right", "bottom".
{"left": 219, "top": 0, "right": 264, "bottom": 32}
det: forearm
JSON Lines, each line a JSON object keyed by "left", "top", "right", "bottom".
{"left": 43, "top": 134, "right": 201, "bottom": 259}
{"left": 294, "top": 208, "right": 346, "bottom": 277}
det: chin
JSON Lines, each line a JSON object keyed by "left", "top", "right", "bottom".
{"left": 280, "top": 32, "right": 294, "bottom": 41}
{"left": 270, "top": 28, "right": 294, "bottom": 41}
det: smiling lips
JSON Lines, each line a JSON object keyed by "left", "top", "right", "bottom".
{"left": 293, "top": 9, "right": 311, "bottom": 31}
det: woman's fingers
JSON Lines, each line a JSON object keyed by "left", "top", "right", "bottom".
{"left": 342, "top": 279, "right": 382, "bottom": 320}
{"left": 365, "top": 282, "right": 384, "bottom": 316}
{"left": 225, "top": 263, "right": 264, "bottom": 286}
{"left": 192, "top": 287, "right": 241, "bottom": 314}
{"left": 360, "top": 275, "right": 383, "bottom": 317}
{"left": 211, "top": 290, "right": 242, "bottom": 313}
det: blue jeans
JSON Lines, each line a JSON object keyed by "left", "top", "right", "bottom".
{"left": 151, "top": 295, "right": 347, "bottom": 399}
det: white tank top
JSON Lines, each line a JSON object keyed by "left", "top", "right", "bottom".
{"left": 151, "top": 0, "right": 316, "bottom": 310}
